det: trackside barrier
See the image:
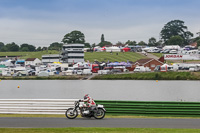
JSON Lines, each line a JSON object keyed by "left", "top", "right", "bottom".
{"left": 1, "top": 99, "right": 200, "bottom": 117}
{"left": 0, "top": 99, "right": 78, "bottom": 114}
{"left": 95, "top": 100, "right": 200, "bottom": 117}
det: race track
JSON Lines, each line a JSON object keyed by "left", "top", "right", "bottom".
{"left": 1, "top": 117, "right": 200, "bottom": 129}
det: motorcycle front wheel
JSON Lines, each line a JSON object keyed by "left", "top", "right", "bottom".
{"left": 93, "top": 108, "right": 105, "bottom": 119}
{"left": 65, "top": 108, "right": 78, "bottom": 119}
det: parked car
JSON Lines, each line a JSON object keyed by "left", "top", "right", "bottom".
{"left": 161, "top": 49, "right": 170, "bottom": 53}
{"left": 154, "top": 65, "right": 161, "bottom": 72}
{"left": 98, "top": 70, "right": 112, "bottom": 75}
{"left": 28, "top": 69, "right": 36, "bottom": 76}
{"left": 153, "top": 49, "right": 162, "bottom": 53}
{"left": 77, "top": 70, "right": 83, "bottom": 75}
{"left": 169, "top": 50, "right": 178, "bottom": 54}
{"left": 82, "top": 69, "right": 92, "bottom": 75}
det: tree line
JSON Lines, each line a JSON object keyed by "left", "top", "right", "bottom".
{"left": 0, "top": 19, "right": 200, "bottom": 52}
{"left": 60, "top": 19, "right": 200, "bottom": 48}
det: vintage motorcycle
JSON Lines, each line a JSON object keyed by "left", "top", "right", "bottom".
{"left": 65, "top": 100, "right": 106, "bottom": 119}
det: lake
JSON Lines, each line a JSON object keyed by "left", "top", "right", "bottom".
{"left": 0, "top": 80, "right": 200, "bottom": 102}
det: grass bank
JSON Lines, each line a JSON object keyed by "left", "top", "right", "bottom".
{"left": 0, "top": 51, "right": 59, "bottom": 59}
{"left": 0, "top": 75, "right": 85, "bottom": 80}
{"left": 0, "top": 128, "right": 199, "bottom": 133}
{"left": 0, "top": 51, "right": 146, "bottom": 62}
{"left": 92, "top": 72, "right": 200, "bottom": 80}
{"left": 85, "top": 52, "right": 146, "bottom": 62}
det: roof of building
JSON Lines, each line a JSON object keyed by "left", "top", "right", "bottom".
{"left": 133, "top": 58, "right": 153, "bottom": 65}
{"left": 133, "top": 58, "right": 164, "bottom": 65}
{"left": 190, "top": 42, "right": 197, "bottom": 47}
{"left": 25, "top": 58, "right": 36, "bottom": 61}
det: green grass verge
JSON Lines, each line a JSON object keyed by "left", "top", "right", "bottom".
{"left": 1, "top": 72, "right": 200, "bottom": 80}
{"left": 92, "top": 72, "right": 200, "bottom": 80}
{"left": 0, "top": 75, "right": 85, "bottom": 80}
{"left": 151, "top": 53, "right": 164, "bottom": 58}
{"left": 0, "top": 128, "right": 200, "bottom": 133}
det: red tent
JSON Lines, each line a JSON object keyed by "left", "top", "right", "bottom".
{"left": 101, "top": 46, "right": 106, "bottom": 51}
{"left": 123, "top": 47, "right": 131, "bottom": 52}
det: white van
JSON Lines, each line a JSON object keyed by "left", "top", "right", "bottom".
{"left": 82, "top": 69, "right": 92, "bottom": 75}
{"left": 66, "top": 67, "right": 75, "bottom": 75}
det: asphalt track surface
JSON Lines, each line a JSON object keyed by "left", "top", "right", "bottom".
{"left": 1, "top": 117, "right": 200, "bottom": 129}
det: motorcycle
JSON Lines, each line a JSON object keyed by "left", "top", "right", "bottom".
{"left": 65, "top": 100, "right": 106, "bottom": 119}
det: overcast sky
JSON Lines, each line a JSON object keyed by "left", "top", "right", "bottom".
{"left": 0, "top": 0, "right": 199, "bottom": 47}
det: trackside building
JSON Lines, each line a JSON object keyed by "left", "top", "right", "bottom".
{"left": 61, "top": 44, "right": 84, "bottom": 63}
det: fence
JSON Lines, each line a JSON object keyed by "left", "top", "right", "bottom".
{"left": 95, "top": 100, "right": 200, "bottom": 117}
{"left": 0, "top": 99, "right": 77, "bottom": 114}
{"left": 1, "top": 99, "right": 200, "bottom": 117}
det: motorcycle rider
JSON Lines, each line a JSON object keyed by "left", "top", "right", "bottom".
{"left": 82, "top": 94, "right": 96, "bottom": 107}
{"left": 80, "top": 94, "right": 96, "bottom": 113}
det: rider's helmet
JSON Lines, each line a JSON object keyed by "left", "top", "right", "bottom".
{"left": 84, "top": 94, "right": 89, "bottom": 100}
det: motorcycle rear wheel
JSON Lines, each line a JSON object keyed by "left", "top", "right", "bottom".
{"left": 93, "top": 108, "right": 105, "bottom": 119}
{"left": 65, "top": 108, "right": 78, "bottom": 119}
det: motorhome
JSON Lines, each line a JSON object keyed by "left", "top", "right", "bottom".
{"left": 189, "top": 64, "right": 200, "bottom": 72}
{"left": 105, "top": 47, "right": 121, "bottom": 52}
{"left": 162, "top": 45, "right": 180, "bottom": 50}
{"left": 134, "top": 66, "right": 151, "bottom": 72}
{"left": 160, "top": 64, "right": 178, "bottom": 72}
{"left": 147, "top": 47, "right": 159, "bottom": 53}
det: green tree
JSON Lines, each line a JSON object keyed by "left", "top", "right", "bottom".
{"left": 101, "top": 34, "right": 105, "bottom": 43}
{"left": 0, "top": 46, "right": 7, "bottom": 52}
{"left": 138, "top": 41, "right": 146, "bottom": 46}
{"left": 193, "top": 37, "right": 200, "bottom": 42}
{"left": 98, "top": 41, "right": 112, "bottom": 47}
{"left": 167, "top": 35, "right": 184, "bottom": 46}
{"left": 0, "top": 42, "right": 4, "bottom": 51}
{"left": 62, "top": 30, "right": 85, "bottom": 44}
{"left": 197, "top": 31, "right": 200, "bottom": 37}
{"left": 36, "top": 46, "right": 42, "bottom": 51}
{"left": 197, "top": 40, "right": 200, "bottom": 49}
{"left": 5, "top": 42, "right": 19, "bottom": 51}
{"left": 126, "top": 40, "right": 137, "bottom": 46}
{"left": 115, "top": 41, "right": 123, "bottom": 46}
{"left": 20, "top": 43, "right": 36, "bottom": 52}
{"left": 92, "top": 43, "right": 96, "bottom": 48}
{"left": 148, "top": 37, "right": 157, "bottom": 46}
{"left": 48, "top": 42, "right": 63, "bottom": 50}
{"left": 42, "top": 47, "right": 48, "bottom": 51}
{"left": 21, "top": 47, "right": 29, "bottom": 52}
{"left": 160, "top": 20, "right": 193, "bottom": 45}
{"left": 84, "top": 42, "right": 91, "bottom": 48}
